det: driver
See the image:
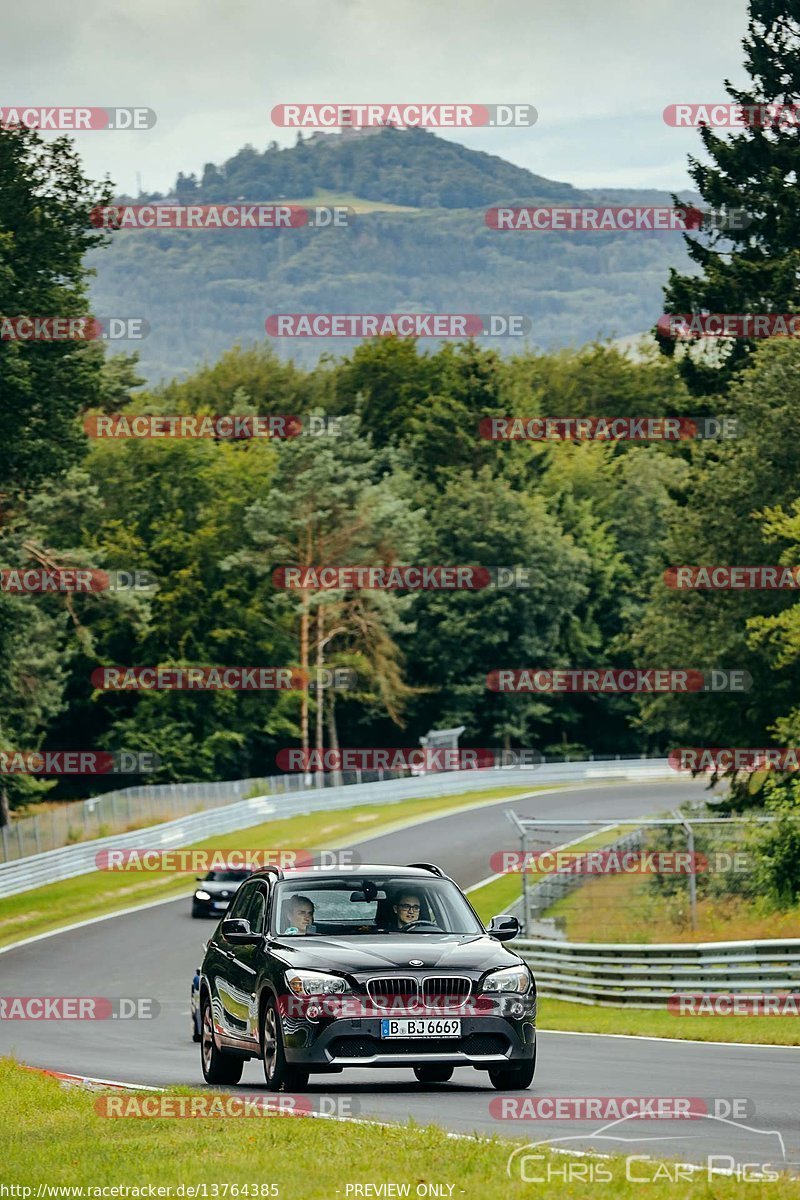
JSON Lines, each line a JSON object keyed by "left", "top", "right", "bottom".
{"left": 392, "top": 891, "right": 423, "bottom": 930}
{"left": 283, "top": 894, "right": 315, "bottom": 935}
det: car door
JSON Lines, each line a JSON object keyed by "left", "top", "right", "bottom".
{"left": 221, "top": 880, "right": 269, "bottom": 1050}
{"left": 212, "top": 879, "right": 262, "bottom": 1049}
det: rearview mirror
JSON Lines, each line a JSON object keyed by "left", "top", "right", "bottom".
{"left": 487, "top": 914, "right": 520, "bottom": 942}
{"left": 221, "top": 918, "right": 261, "bottom": 945}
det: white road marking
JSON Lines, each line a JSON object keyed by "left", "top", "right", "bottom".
{"left": 538, "top": 1028, "right": 800, "bottom": 1049}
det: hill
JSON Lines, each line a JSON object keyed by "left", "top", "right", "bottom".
{"left": 88, "top": 128, "right": 698, "bottom": 382}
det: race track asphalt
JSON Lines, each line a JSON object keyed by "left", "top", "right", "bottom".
{"left": 2, "top": 779, "right": 798, "bottom": 1176}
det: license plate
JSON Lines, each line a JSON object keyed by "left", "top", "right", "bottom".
{"left": 212, "top": 901, "right": 228, "bottom": 909}
{"left": 380, "top": 1018, "right": 461, "bottom": 1038}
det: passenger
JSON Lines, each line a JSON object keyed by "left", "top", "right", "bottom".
{"left": 284, "top": 894, "right": 315, "bottom": 935}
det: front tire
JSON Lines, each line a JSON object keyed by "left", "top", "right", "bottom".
{"left": 488, "top": 1050, "right": 536, "bottom": 1091}
{"left": 200, "top": 995, "right": 243, "bottom": 1084}
{"left": 414, "top": 1065, "right": 454, "bottom": 1084}
{"left": 261, "top": 998, "right": 309, "bottom": 1092}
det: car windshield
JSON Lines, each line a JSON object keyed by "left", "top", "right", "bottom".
{"left": 206, "top": 870, "right": 251, "bottom": 883}
{"left": 271, "top": 875, "right": 484, "bottom": 937}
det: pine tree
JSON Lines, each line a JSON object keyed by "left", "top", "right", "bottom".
{"left": 658, "top": 1, "right": 800, "bottom": 393}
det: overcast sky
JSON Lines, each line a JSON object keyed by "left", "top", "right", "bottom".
{"left": 4, "top": 0, "right": 750, "bottom": 195}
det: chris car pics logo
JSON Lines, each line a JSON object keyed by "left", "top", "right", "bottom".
{"left": 505, "top": 1113, "right": 790, "bottom": 1183}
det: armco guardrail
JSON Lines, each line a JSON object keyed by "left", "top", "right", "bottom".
{"left": 0, "top": 758, "right": 672, "bottom": 898}
{"left": 0, "top": 751, "right": 665, "bottom": 862}
{"left": 516, "top": 936, "right": 800, "bottom": 1007}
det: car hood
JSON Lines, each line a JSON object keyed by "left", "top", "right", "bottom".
{"left": 269, "top": 933, "right": 520, "bottom": 975}
{"left": 197, "top": 881, "right": 239, "bottom": 895}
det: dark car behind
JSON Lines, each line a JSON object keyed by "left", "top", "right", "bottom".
{"left": 192, "top": 868, "right": 252, "bottom": 918}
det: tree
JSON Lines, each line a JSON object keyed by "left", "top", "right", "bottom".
{"left": 0, "top": 124, "right": 112, "bottom": 498}
{"left": 334, "top": 337, "right": 437, "bottom": 450}
{"left": 631, "top": 340, "right": 800, "bottom": 762}
{"left": 0, "top": 124, "right": 113, "bottom": 824}
{"left": 658, "top": 1, "right": 800, "bottom": 393}
{"left": 404, "top": 466, "right": 623, "bottom": 751}
{"left": 225, "top": 413, "right": 424, "bottom": 776}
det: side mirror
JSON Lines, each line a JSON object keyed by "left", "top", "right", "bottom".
{"left": 487, "top": 914, "right": 520, "bottom": 942}
{"left": 221, "top": 918, "right": 261, "bottom": 945}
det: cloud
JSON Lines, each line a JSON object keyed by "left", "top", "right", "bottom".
{"left": 2, "top": 0, "right": 749, "bottom": 193}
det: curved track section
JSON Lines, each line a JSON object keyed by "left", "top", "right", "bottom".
{"left": 2, "top": 780, "right": 798, "bottom": 1173}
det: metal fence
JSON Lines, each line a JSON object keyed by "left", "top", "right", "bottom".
{"left": 0, "top": 752, "right": 666, "bottom": 864}
{"left": 502, "top": 812, "right": 773, "bottom": 937}
{"left": 523, "top": 827, "right": 644, "bottom": 933}
{"left": 516, "top": 936, "right": 800, "bottom": 1007}
{"left": 0, "top": 758, "right": 674, "bottom": 898}
{"left": 0, "top": 776, "right": 272, "bottom": 862}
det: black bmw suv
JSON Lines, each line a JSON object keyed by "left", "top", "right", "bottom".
{"left": 197, "top": 863, "right": 536, "bottom": 1091}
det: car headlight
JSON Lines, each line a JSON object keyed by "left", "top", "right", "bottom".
{"left": 194, "top": 890, "right": 211, "bottom": 901}
{"left": 286, "top": 969, "right": 347, "bottom": 996}
{"left": 481, "top": 965, "right": 531, "bottom": 994}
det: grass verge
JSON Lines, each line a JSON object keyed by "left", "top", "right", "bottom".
{"left": 467, "top": 831, "right": 800, "bottom": 1047}
{"left": 0, "top": 785, "right": 539, "bottom": 949}
{"left": 537, "top": 996, "right": 800, "bottom": 1046}
{"left": 4, "top": 1059, "right": 795, "bottom": 1194}
{"left": 466, "top": 822, "right": 635, "bottom": 923}
{"left": 548, "top": 870, "right": 800, "bottom": 942}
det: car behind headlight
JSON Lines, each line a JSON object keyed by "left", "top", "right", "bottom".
{"left": 194, "top": 890, "right": 211, "bottom": 901}
{"left": 480, "top": 965, "right": 531, "bottom": 994}
{"left": 286, "top": 969, "right": 348, "bottom": 996}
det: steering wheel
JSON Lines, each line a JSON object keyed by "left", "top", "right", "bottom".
{"left": 400, "top": 919, "right": 442, "bottom": 932}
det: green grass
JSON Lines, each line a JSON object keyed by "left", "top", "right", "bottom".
{"left": 537, "top": 996, "right": 800, "bottom": 1045}
{"left": 281, "top": 189, "right": 423, "bottom": 213}
{"left": 468, "top": 871, "right": 523, "bottom": 922}
{"left": 466, "top": 823, "right": 635, "bottom": 922}
{"left": 0, "top": 785, "right": 540, "bottom": 948}
{"left": 467, "top": 827, "right": 800, "bottom": 1046}
{"left": 5, "top": 1059, "right": 797, "bottom": 1194}
{"left": 548, "top": 869, "right": 800, "bottom": 943}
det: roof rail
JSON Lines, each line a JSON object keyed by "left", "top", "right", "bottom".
{"left": 250, "top": 864, "right": 284, "bottom": 881}
{"left": 406, "top": 862, "right": 445, "bottom": 877}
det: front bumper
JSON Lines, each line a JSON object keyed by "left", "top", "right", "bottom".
{"left": 280, "top": 998, "right": 536, "bottom": 1068}
{"left": 192, "top": 896, "right": 231, "bottom": 917}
